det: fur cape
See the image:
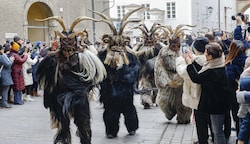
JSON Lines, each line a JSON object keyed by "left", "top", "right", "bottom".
{"left": 98, "top": 50, "right": 140, "bottom": 105}
{"left": 154, "top": 47, "right": 191, "bottom": 123}
{"left": 37, "top": 49, "right": 106, "bottom": 128}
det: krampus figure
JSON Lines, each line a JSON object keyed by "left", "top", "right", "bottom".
{"left": 90, "top": 7, "right": 142, "bottom": 138}
{"left": 154, "top": 24, "right": 195, "bottom": 124}
{"left": 35, "top": 16, "right": 106, "bottom": 144}
{"left": 132, "top": 23, "right": 165, "bottom": 109}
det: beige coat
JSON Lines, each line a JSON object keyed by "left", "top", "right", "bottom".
{"left": 175, "top": 54, "right": 206, "bottom": 109}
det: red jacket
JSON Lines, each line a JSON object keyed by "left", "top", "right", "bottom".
{"left": 10, "top": 50, "right": 28, "bottom": 91}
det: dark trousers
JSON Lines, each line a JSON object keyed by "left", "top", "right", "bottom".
{"left": 194, "top": 109, "right": 213, "bottom": 144}
{"left": 103, "top": 104, "right": 139, "bottom": 136}
{"left": 224, "top": 110, "right": 231, "bottom": 139}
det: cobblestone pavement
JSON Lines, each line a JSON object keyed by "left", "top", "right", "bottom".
{"left": 0, "top": 92, "right": 236, "bottom": 144}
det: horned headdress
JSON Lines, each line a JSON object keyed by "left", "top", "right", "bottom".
{"left": 90, "top": 6, "right": 145, "bottom": 69}
{"left": 162, "top": 24, "right": 196, "bottom": 51}
{"left": 35, "top": 16, "right": 100, "bottom": 59}
{"left": 35, "top": 16, "right": 107, "bottom": 85}
{"left": 133, "top": 23, "right": 164, "bottom": 46}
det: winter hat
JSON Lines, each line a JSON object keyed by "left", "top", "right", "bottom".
{"left": 13, "top": 35, "right": 21, "bottom": 42}
{"left": 36, "top": 41, "right": 42, "bottom": 47}
{"left": 3, "top": 43, "right": 10, "bottom": 52}
{"left": 193, "top": 37, "right": 209, "bottom": 53}
{"left": 11, "top": 42, "right": 20, "bottom": 51}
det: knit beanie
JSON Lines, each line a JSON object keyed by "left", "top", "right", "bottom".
{"left": 13, "top": 35, "right": 21, "bottom": 42}
{"left": 36, "top": 41, "right": 41, "bottom": 47}
{"left": 193, "top": 37, "right": 209, "bottom": 53}
{"left": 11, "top": 42, "right": 20, "bottom": 52}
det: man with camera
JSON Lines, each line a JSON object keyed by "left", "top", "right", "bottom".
{"left": 233, "top": 13, "right": 250, "bottom": 47}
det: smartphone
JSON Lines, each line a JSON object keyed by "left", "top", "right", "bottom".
{"left": 181, "top": 44, "right": 189, "bottom": 54}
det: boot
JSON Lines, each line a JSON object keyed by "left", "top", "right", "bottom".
{"left": 8, "top": 95, "right": 14, "bottom": 104}
{"left": 33, "top": 91, "right": 40, "bottom": 97}
{"left": 23, "top": 94, "right": 28, "bottom": 101}
{"left": 30, "top": 91, "right": 34, "bottom": 96}
{"left": 26, "top": 95, "right": 34, "bottom": 102}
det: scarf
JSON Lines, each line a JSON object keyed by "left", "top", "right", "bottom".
{"left": 198, "top": 55, "right": 225, "bottom": 74}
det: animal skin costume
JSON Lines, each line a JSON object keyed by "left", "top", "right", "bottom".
{"left": 91, "top": 7, "right": 143, "bottom": 138}
{"left": 36, "top": 16, "right": 106, "bottom": 144}
{"left": 132, "top": 23, "right": 164, "bottom": 109}
{"left": 154, "top": 25, "right": 194, "bottom": 124}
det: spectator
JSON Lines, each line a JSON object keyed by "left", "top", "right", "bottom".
{"left": 23, "top": 44, "right": 38, "bottom": 101}
{"left": 184, "top": 42, "right": 231, "bottom": 144}
{"left": 237, "top": 66, "right": 250, "bottom": 144}
{"left": 176, "top": 37, "right": 212, "bottom": 144}
{"left": 10, "top": 41, "right": 28, "bottom": 105}
{"left": 31, "top": 41, "right": 42, "bottom": 97}
{"left": 0, "top": 45, "right": 14, "bottom": 108}
{"left": 225, "top": 40, "right": 247, "bottom": 137}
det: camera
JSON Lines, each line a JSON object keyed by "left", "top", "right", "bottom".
{"left": 231, "top": 12, "right": 245, "bottom": 21}
{"left": 213, "top": 30, "right": 223, "bottom": 37}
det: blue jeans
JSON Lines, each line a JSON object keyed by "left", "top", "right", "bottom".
{"left": 210, "top": 114, "right": 226, "bottom": 144}
{"left": 238, "top": 113, "right": 250, "bottom": 144}
{"left": 13, "top": 90, "right": 23, "bottom": 104}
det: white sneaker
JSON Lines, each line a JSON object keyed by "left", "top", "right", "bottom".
{"left": 26, "top": 95, "right": 35, "bottom": 102}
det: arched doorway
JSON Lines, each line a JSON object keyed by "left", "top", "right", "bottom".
{"left": 27, "top": 2, "right": 53, "bottom": 45}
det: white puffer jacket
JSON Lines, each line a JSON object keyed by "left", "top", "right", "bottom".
{"left": 176, "top": 54, "right": 206, "bottom": 109}
{"left": 23, "top": 55, "right": 38, "bottom": 86}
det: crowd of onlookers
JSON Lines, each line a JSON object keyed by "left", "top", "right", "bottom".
{"left": 177, "top": 15, "right": 250, "bottom": 144}
{"left": 1, "top": 15, "right": 250, "bottom": 144}
{"left": 0, "top": 35, "right": 58, "bottom": 108}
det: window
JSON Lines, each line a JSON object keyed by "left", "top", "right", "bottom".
{"left": 142, "top": 4, "right": 150, "bottom": 20}
{"left": 117, "top": 5, "right": 125, "bottom": 20}
{"left": 166, "top": 2, "right": 176, "bottom": 19}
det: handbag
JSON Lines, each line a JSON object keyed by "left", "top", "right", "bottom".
{"left": 26, "top": 68, "right": 33, "bottom": 73}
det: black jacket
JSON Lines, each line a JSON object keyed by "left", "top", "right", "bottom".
{"left": 187, "top": 61, "right": 230, "bottom": 114}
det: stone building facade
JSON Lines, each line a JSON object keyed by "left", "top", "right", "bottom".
{"left": 0, "top": 0, "right": 110, "bottom": 45}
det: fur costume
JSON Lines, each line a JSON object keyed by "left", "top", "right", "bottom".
{"left": 91, "top": 7, "right": 143, "bottom": 138}
{"left": 36, "top": 16, "right": 106, "bottom": 144}
{"left": 132, "top": 23, "right": 164, "bottom": 109}
{"left": 154, "top": 25, "right": 195, "bottom": 124}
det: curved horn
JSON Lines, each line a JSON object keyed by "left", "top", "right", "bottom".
{"left": 149, "top": 23, "right": 158, "bottom": 32}
{"left": 150, "top": 25, "right": 165, "bottom": 37}
{"left": 88, "top": 10, "right": 117, "bottom": 35}
{"left": 88, "top": 9, "right": 111, "bottom": 21}
{"left": 118, "top": 19, "right": 141, "bottom": 35}
{"left": 142, "top": 23, "right": 149, "bottom": 33}
{"left": 121, "top": 6, "right": 144, "bottom": 23}
{"left": 35, "top": 16, "right": 66, "bottom": 32}
{"left": 174, "top": 24, "right": 196, "bottom": 39}
{"left": 161, "top": 27, "right": 171, "bottom": 39}
{"left": 99, "top": 19, "right": 117, "bottom": 35}
{"left": 69, "top": 16, "right": 101, "bottom": 32}
{"left": 119, "top": 6, "right": 145, "bottom": 34}
{"left": 54, "top": 29, "right": 67, "bottom": 40}
{"left": 132, "top": 25, "right": 148, "bottom": 36}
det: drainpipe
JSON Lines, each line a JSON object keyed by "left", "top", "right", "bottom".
{"left": 218, "top": 0, "right": 221, "bottom": 30}
{"left": 91, "top": 0, "right": 96, "bottom": 43}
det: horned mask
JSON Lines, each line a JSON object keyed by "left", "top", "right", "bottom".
{"left": 90, "top": 6, "right": 144, "bottom": 69}
{"left": 35, "top": 16, "right": 99, "bottom": 60}
{"left": 162, "top": 24, "right": 196, "bottom": 52}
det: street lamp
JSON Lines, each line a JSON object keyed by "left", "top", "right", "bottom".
{"left": 202, "top": 6, "right": 213, "bottom": 23}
